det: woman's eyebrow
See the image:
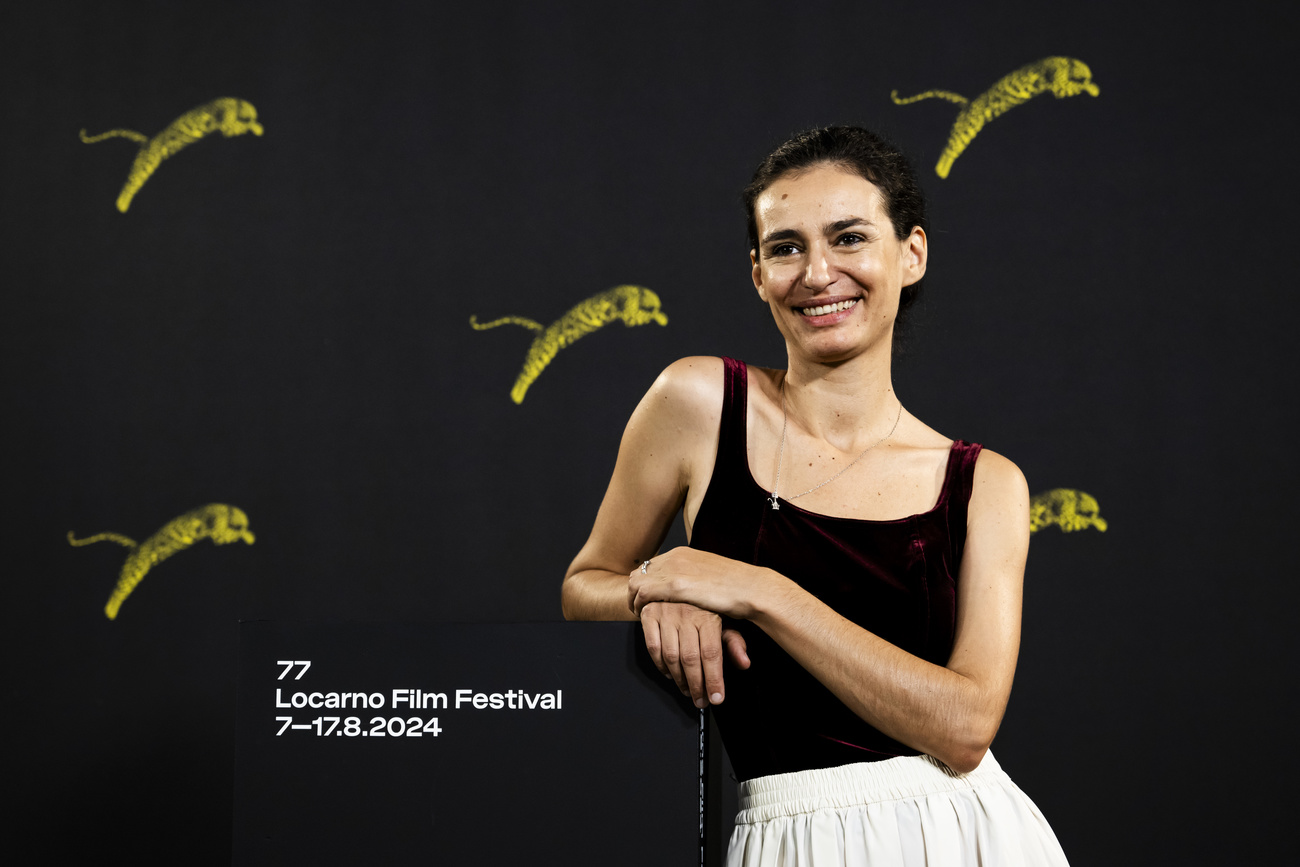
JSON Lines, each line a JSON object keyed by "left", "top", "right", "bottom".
{"left": 825, "top": 217, "right": 873, "bottom": 234}
{"left": 760, "top": 227, "right": 801, "bottom": 246}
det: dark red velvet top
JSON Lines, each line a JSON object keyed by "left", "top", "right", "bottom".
{"left": 693, "top": 357, "right": 981, "bottom": 781}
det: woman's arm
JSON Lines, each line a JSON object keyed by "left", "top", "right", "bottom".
{"left": 628, "top": 449, "right": 1028, "bottom": 773}
{"left": 563, "top": 357, "right": 748, "bottom": 706}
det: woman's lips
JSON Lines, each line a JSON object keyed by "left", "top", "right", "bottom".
{"left": 796, "top": 298, "right": 859, "bottom": 320}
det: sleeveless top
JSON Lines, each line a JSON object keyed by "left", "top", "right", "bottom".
{"left": 692, "top": 357, "right": 982, "bottom": 782}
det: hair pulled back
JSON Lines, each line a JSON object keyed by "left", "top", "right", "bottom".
{"left": 743, "top": 126, "right": 928, "bottom": 338}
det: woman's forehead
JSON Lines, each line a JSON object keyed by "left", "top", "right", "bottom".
{"left": 755, "top": 165, "right": 886, "bottom": 230}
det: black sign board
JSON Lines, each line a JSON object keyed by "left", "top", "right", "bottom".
{"left": 234, "top": 621, "right": 702, "bottom": 865}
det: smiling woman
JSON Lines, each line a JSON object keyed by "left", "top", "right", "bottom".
{"left": 748, "top": 164, "right": 925, "bottom": 368}
{"left": 744, "top": 126, "right": 928, "bottom": 354}
{"left": 562, "top": 127, "right": 1069, "bottom": 866}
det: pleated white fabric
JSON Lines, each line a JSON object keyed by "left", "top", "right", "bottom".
{"left": 726, "top": 752, "right": 1068, "bottom": 867}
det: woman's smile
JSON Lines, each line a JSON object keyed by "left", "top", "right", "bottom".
{"left": 795, "top": 297, "right": 862, "bottom": 330}
{"left": 798, "top": 298, "right": 859, "bottom": 318}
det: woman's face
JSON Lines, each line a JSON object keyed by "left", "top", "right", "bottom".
{"left": 750, "top": 163, "right": 926, "bottom": 364}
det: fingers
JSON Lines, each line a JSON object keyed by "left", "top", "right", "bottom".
{"left": 677, "top": 625, "right": 708, "bottom": 707}
{"left": 640, "top": 607, "right": 684, "bottom": 693}
{"left": 658, "top": 617, "right": 691, "bottom": 696}
{"left": 627, "top": 564, "right": 641, "bottom": 614}
{"left": 627, "top": 560, "right": 655, "bottom": 615}
{"left": 642, "top": 615, "right": 666, "bottom": 677}
{"left": 640, "top": 603, "right": 729, "bottom": 707}
{"left": 722, "top": 628, "right": 751, "bottom": 670}
{"left": 699, "top": 619, "right": 726, "bottom": 707}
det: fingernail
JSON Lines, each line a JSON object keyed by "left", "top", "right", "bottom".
{"left": 710, "top": 693, "right": 723, "bottom": 704}
{"left": 695, "top": 698, "right": 707, "bottom": 708}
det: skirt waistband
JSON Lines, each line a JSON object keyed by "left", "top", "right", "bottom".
{"left": 736, "top": 752, "right": 1007, "bottom": 825}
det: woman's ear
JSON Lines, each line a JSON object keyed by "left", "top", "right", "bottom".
{"left": 902, "top": 227, "right": 928, "bottom": 287}
{"left": 751, "top": 249, "right": 768, "bottom": 302}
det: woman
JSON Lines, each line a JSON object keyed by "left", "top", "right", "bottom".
{"left": 562, "top": 127, "right": 1068, "bottom": 865}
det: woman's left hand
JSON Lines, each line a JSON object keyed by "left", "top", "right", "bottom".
{"left": 628, "top": 547, "right": 779, "bottom": 620}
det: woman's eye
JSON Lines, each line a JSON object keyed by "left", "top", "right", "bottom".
{"left": 836, "top": 233, "right": 866, "bottom": 246}
{"left": 768, "top": 243, "right": 798, "bottom": 258}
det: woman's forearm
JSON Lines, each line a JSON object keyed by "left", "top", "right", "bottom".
{"left": 750, "top": 575, "right": 1013, "bottom": 774}
{"left": 561, "top": 568, "right": 638, "bottom": 621}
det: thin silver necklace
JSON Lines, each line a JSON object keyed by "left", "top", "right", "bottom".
{"left": 768, "top": 379, "right": 904, "bottom": 511}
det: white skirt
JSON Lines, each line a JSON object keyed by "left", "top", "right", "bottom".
{"left": 726, "top": 752, "right": 1068, "bottom": 867}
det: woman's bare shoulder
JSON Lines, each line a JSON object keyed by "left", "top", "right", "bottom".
{"left": 972, "top": 448, "right": 1028, "bottom": 495}
{"left": 621, "top": 358, "right": 728, "bottom": 503}
{"left": 968, "top": 447, "right": 1030, "bottom": 533}
{"left": 655, "top": 355, "right": 725, "bottom": 388}
{"left": 641, "top": 356, "right": 727, "bottom": 424}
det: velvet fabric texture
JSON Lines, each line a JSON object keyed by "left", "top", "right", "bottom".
{"left": 694, "top": 357, "right": 983, "bottom": 782}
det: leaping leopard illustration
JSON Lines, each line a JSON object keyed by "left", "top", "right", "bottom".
{"left": 891, "top": 57, "right": 1099, "bottom": 178}
{"left": 471, "top": 285, "right": 668, "bottom": 403}
{"left": 68, "top": 503, "right": 255, "bottom": 619}
{"left": 79, "top": 97, "right": 263, "bottom": 212}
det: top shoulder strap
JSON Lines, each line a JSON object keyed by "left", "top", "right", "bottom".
{"left": 942, "top": 440, "right": 982, "bottom": 562}
{"left": 946, "top": 440, "right": 982, "bottom": 508}
{"left": 717, "top": 357, "right": 750, "bottom": 475}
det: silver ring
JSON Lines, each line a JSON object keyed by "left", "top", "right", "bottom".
{"left": 640, "top": 560, "right": 651, "bottom": 574}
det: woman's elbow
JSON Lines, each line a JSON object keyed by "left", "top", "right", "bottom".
{"left": 932, "top": 713, "right": 1000, "bottom": 775}
{"left": 561, "top": 571, "right": 607, "bottom": 621}
{"left": 560, "top": 576, "right": 580, "bottom": 620}
{"left": 561, "top": 567, "right": 639, "bottom": 621}
{"left": 937, "top": 742, "right": 990, "bottom": 776}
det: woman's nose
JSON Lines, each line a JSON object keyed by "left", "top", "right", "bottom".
{"left": 804, "top": 246, "right": 833, "bottom": 289}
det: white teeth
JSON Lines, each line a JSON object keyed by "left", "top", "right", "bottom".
{"left": 799, "top": 299, "right": 858, "bottom": 316}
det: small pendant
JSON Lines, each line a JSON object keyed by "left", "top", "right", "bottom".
{"left": 769, "top": 494, "right": 780, "bottom": 510}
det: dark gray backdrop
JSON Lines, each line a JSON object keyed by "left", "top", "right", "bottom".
{"left": 5, "top": 1, "right": 1296, "bottom": 863}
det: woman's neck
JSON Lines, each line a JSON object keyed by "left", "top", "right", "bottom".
{"left": 782, "top": 347, "right": 899, "bottom": 448}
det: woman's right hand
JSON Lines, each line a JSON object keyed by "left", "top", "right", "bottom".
{"left": 640, "top": 601, "right": 749, "bottom": 708}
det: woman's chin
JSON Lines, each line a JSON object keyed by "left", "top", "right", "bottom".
{"left": 787, "top": 328, "right": 889, "bottom": 363}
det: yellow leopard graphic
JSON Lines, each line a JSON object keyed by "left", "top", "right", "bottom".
{"left": 471, "top": 285, "right": 668, "bottom": 403}
{"left": 68, "top": 504, "right": 255, "bottom": 619}
{"left": 891, "top": 57, "right": 1099, "bottom": 178}
{"left": 79, "top": 97, "right": 264, "bottom": 212}
{"left": 1029, "top": 488, "right": 1108, "bottom": 534}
